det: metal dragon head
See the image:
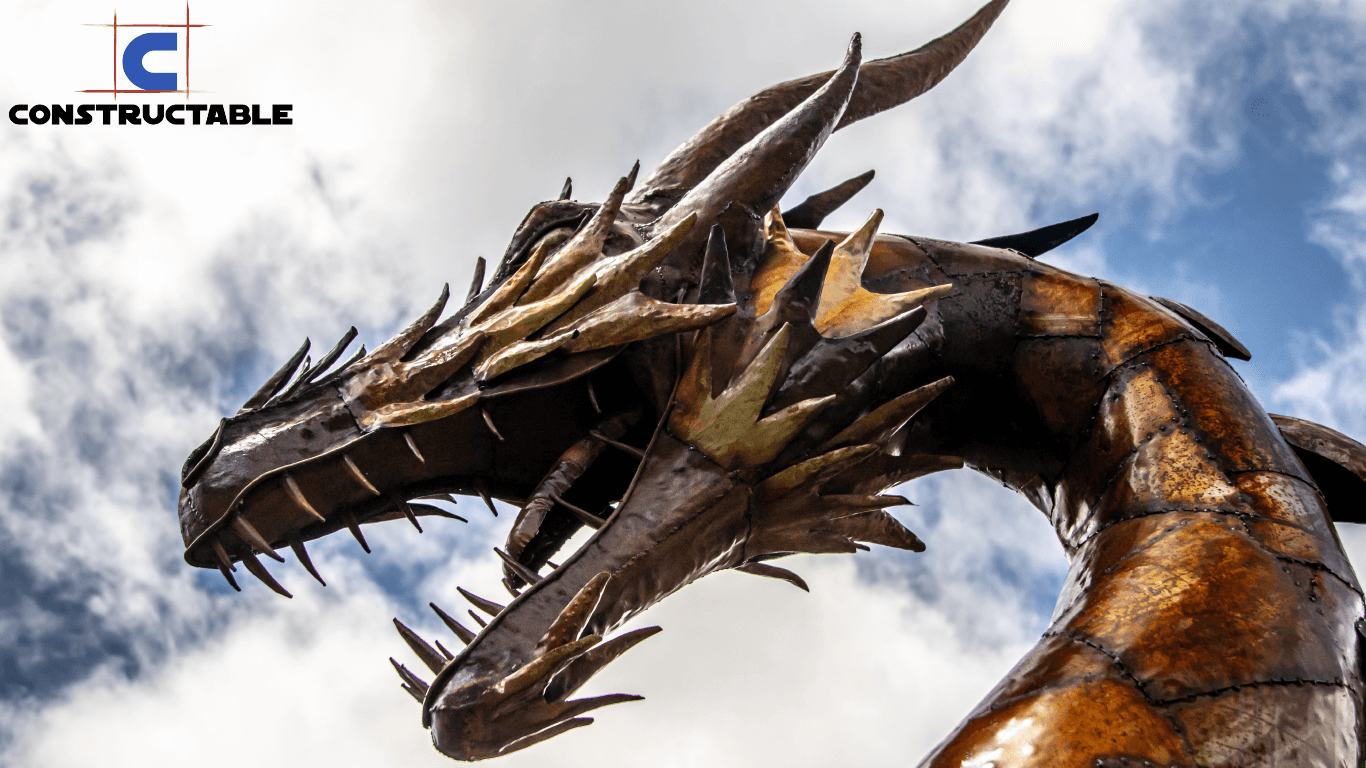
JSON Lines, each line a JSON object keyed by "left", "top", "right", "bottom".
{"left": 178, "top": 0, "right": 1012, "bottom": 758}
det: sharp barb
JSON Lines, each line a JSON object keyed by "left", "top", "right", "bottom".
{"left": 269, "top": 356, "right": 311, "bottom": 404}
{"left": 289, "top": 535, "right": 326, "bottom": 586}
{"left": 468, "top": 610, "right": 488, "bottom": 628}
{"left": 218, "top": 565, "right": 240, "bottom": 592}
{"left": 240, "top": 551, "right": 292, "bottom": 598}
{"left": 416, "top": 493, "right": 456, "bottom": 503}
{"left": 481, "top": 406, "right": 505, "bottom": 441}
{"left": 371, "top": 284, "right": 450, "bottom": 363}
{"left": 435, "top": 639, "right": 454, "bottom": 660}
{"left": 545, "top": 626, "right": 662, "bottom": 701}
{"left": 401, "top": 683, "right": 423, "bottom": 704}
{"left": 231, "top": 516, "right": 284, "bottom": 562}
{"left": 782, "top": 170, "right": 876, "bottom": 229}
{"left": 458, "top": 586, "right": 506, "bottom": 617}
{"left": 495, "top": 547, "right": 543, "bottom": 586}
{"left": 407, "top": 503, "right": 466, "bottom": 523}
{"left": 558, "top": 177, "right": 572, "bottom": 201}
{"left": 341, "top": 455, "right": 381, "bottom": 496}
{"left": 239, "top": 338, "right": 310, "bottom": 412}
{"left": 212, "top": 536, "right": 236, "bottom": 572}
{"left": 588, "top": 431, "right": 646, "bottom": 459}
{"left": 304, "top": 326, "right": 358, "bottom": 384}
{"left": 497, "top": 718, "right": 595, "bottom": 757}
{"left": 478, "top": 488, "right": 499, "bottom": 517}
{"left": 698, "top": 224, "right": 736, "bottom": 305}
{"left": 550, "top": 492, "right": 604, "bottom": 530}
{"left": 539, "top": 572, "right": 610, "bottom": 654}
{"left": 735, "top": 561, "right": 810, "bottom": 591}
{"left": 626, "top": 160, "right": 640, "bottom": 189}
{"left": 182, "top": 417, "right": 227, "bottom": 488}
{"left": 430, "top": 602, "right": 477, "bottom": 644}
{"left": 587, "top": 379, "right": 602, "bottom": 414}
{"left": 313, "top": 344, "right": 365, "bottom": 389}
{"left": 556, "top": 693, "right": 646, "bottom": 721}
{"left": 389, "top": 658, "right": 429, "bottom": 697}
{"left": 465, "top": 256, "right": 487, "bottom": 305}
{"left": 341, "top": 510, "right": 371, "bottom": 554}
{"left": 972, "top": 212, "right": 1099, "bottom": 258}
{"left": 503, "top": 577, "right": 523, "bottom": 599}
{"left": 282, "top": 475, "right": 326, "bottom": 523}
{"left": 773, "top": 239, "right": 835, "bottom": 322}
{"left": 397, "top": 498, "right": 424, "bottom": 533}
{"left": 394, "top": 619, "right": 446, "bottom": 675}
{"left": 403, "top": 432, "right": 426, "bottom": 463}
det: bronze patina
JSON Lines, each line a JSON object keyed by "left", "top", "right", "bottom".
{"left": 177, "top": 0, "right": 1366, "bottom": 762}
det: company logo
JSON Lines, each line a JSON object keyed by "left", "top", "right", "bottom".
{"left": 81, "top": 7, "right": 206, "bottom": 95}
{"left": 8, "top": 5, "right": 292, "bottom": 127}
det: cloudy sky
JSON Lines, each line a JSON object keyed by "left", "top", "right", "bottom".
{"left": 2, "top": 0, "right": 1366, "bottom": 765}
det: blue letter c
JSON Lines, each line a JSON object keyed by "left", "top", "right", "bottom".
{"left": 123, "top": 33, "right": 178, "bottom": 91}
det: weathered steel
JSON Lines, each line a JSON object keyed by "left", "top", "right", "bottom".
{"left": 176, "top": 0, "right": 1366, "bottom": 763}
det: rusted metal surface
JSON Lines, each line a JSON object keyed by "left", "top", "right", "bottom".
{"left": 176, "top": 0, "right": 1366, "bottom": 763}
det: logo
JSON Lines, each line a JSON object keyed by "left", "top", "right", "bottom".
{"left": 81, "top": 7, "right": 206, "bottom": 96}
{"left": 8, "top": 5, "right": 293, "bottom": 127}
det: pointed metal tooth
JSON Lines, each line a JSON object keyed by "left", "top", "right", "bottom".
{"left": 283, "top": 475, "right": 326, "bottom": 523}
{"left": 212, "top": 536, "right": 236, "bottom": 572}
{"left": 626, "top": 159, "right": 640, "bottom": 189}
{"left": 544, "top": 627, "right": 662, "bottom": 701}
{"left": 396, "top": 498, "right": 423, "bottom": 533}
{"left": 547, "top": 560, "right": 561, "bottom": 570}
{"left": 240, "top": 551, "right": 292, "bottom": 598}
{"left": 390, "top": 658, "right": 429, "bottom": 697}
{"left": 468, "top": 610, "right": 488, "bottom": 628}
{"left": 394, "top": 619, "right": 446, "bottom": 674}
{"left": 558, "top": 177, "right": 572, "bottom": 201}
{"left": 370, "top": 284, "right": 449, "bottom": 363}
{"left": 435, "top": 639, "right": 454, "bottom": 660}
{"left": 403, "top": 433, "right": 426, "bottom": 463}
{"left": 477, "top": 488, "right": 499, "bottom": 517}
{"left": 503, "top": 577, "right": 523, "bottom": 599}
{"left": 781, "top": 169, "right": 876, "bottom": 230}
{"left": 341, "top": 455, "right": 381, "bottom": 496}
{"left": 497, "top": 718, "right": 595, "bottom": 757}
{"left": 698, "top": 224, "right": 736, "bottom": 305}
{"left": 466, "top": 256, "right": 487, "bottom": 304}
{"left": 550, "top": 492, "right": 604, "bottom": 530}
{"left": 288, "top": 535, "right": 326, "bottom": 586}
{"left": 231, "top": 516, "right": 284, "bottom": 562}
{"left": 430, "top": 602, "right": 478, "bottom": 644}
{"left": 588, "top": 431, "right": 646, "bottom": 459}
{"left": 538, "top": 573, "right": 610, "bottom": 654}
{"left": 495, "top": 547, "right": 543, "bottom": 586}
{"left": 587, "top": 379, "right": 602, "bottom": 414}
{"left": 735, "top": 562, "right": 809, "bottom": 591}
{"left": 339, "top": 510, "right": 370, "bottom": 553}
{"left": 400, "top": 683, "right": 423, "bottom": 704}
{"left": 406, "top": 503, "right": 467, "bottom": 523}
{"left": 481, "top": 407, "right": 505, "bottom": 441}
{"left": 218, "top": 565, "right": 240, "bottom": 592}
{"left": 417, "top": 493, "right": 457, "bottom": 504}
{"left": 458, "top": 587, "right": 505, "bottom": 616}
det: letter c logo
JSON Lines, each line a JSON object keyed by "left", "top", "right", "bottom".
{"left": 123, "top": 32, "right": 178, "bottom": 91}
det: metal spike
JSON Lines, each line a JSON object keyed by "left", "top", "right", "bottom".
{"left": 430, "top": 602, "right": 477, "bottom": 644}
{"left": 466, "top": 257, "right": 487, "bottom": 304}
{"left": 403, "top": 433, "right": 426, "bottom": 463}
{"left": 416, "top": 493, "right": 456, "bottom": 503}
{"left": 587, "top": 379, "right": 602, "bottom": 414}
{"left": 503, "top": 577, "right": 523, "bottom": 599}
{"left": 239, "top": 338, "right": 310, "bottom": 412}
{"left": 538, "top": 573, "right": 610, "bottom": 654}
{"left": 212, "top": 536, "right": 236, "bottom": 572}
{"left": 498, "top": 719, "right": 595, "bottom": 757}
{"left": 550, "top": 492, "right": 604, "bottom": 530}
{"left": 303, "top": 326, "right": 358, "bottom": 385}
{"left": 558, "top": 177, "right": 572, "bottom": 201}
{"left": 406, "top": 503, "right": 466, "bottom": 523}
{"left": 478, "top": 488, "right": 499, "bottom": 517}
{"left": 289, "top": 535, "right": 326, "bottom": 586}
{"left": 372, "top": 283, "right": 450, "bottom": 363}
{"left": 394, "top": 619, "right": 446, "bottom": 674}
{"left": 240, "top": 551, "right": 292, "bottom": 598}
{"left": 400, "top": 683, "right": 423, "bottom": 704}
{"left": 435, "top": 639, "right": 454, "bottom": 660}
{"left": 182, "top": 417, "right": 227, "bottom": 488}
{"left": 313, "top": 344, "right": 366, "bottom": 388}
{"left": 341, "top": 510, "right": 371, "bottom": 554}
{"left": 468, "top": 610, "right": 487, "bottom": 628}
{"left": 342, "top": 455, "right": 380, "bottom": 496}
{"left": 458, "top": 586, "right": 505, "bottom": 616}
{"left": 773, "top": 239, "right": 835, "bottom": 322}
{"left": 782, "top": 169, "right": 876, "bottom": 230}
{"left": 544, "top": 626, "right": 662, "bottom": 701}
{"left": 481, "top": 406, "right": 505, "bottom": 441}
{"left": 735, "top": 562, "right": 809, "bottom": 591}
{"left": 283, "top": 475, "right": 326, "bottom": 523}
{"left": 218, "top": 565, "right": 240, "bottom": 592}
{"left": 972, "top": 212, "right": 1099, "bottom": 258}
{"left": 626, "top": 160, "right": 640, "bottom": 189}
{"left": 270, "top": 355, "right": 311, "bottom": 404}
{"left": 396, "top": 498, "right": 423, "bottom": 533}
{"left": 588, "top": 431, "right": 645, "bottom": 459}
{"left": 698, "top": 224, "right": 736, "bottom": 305}
{"left": 231, "top": 516, "right": 284, "bottom": 562}
{"left": 495, "top": 547, "right": 543, "bottom": 586}
{"left": 390, "top": 658, "right": 429, "bottom": 697}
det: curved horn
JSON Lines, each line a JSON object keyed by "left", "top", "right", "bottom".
{"left": 650, "top": 34, "right": 861, "bottom": 243}
{"left": 630, "top": 0, "right": 1008, "bottom": 207}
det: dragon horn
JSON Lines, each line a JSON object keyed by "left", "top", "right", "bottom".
{"left": 649, "top": 34, "right": 861, "bottom": 243}
{"left": 630, "top": 0, "right": 1009, "bottom": 207}
{"left": 239, "top": 337, "right": 310, "bottom": 412}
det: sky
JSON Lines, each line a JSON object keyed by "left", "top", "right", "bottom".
{"left": 1, "top": 0, "right": 1366, "bottom": 765}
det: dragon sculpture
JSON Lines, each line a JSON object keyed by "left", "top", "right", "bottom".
{"left": 177, "top": 0, "right": 1366, "bottom": 763}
